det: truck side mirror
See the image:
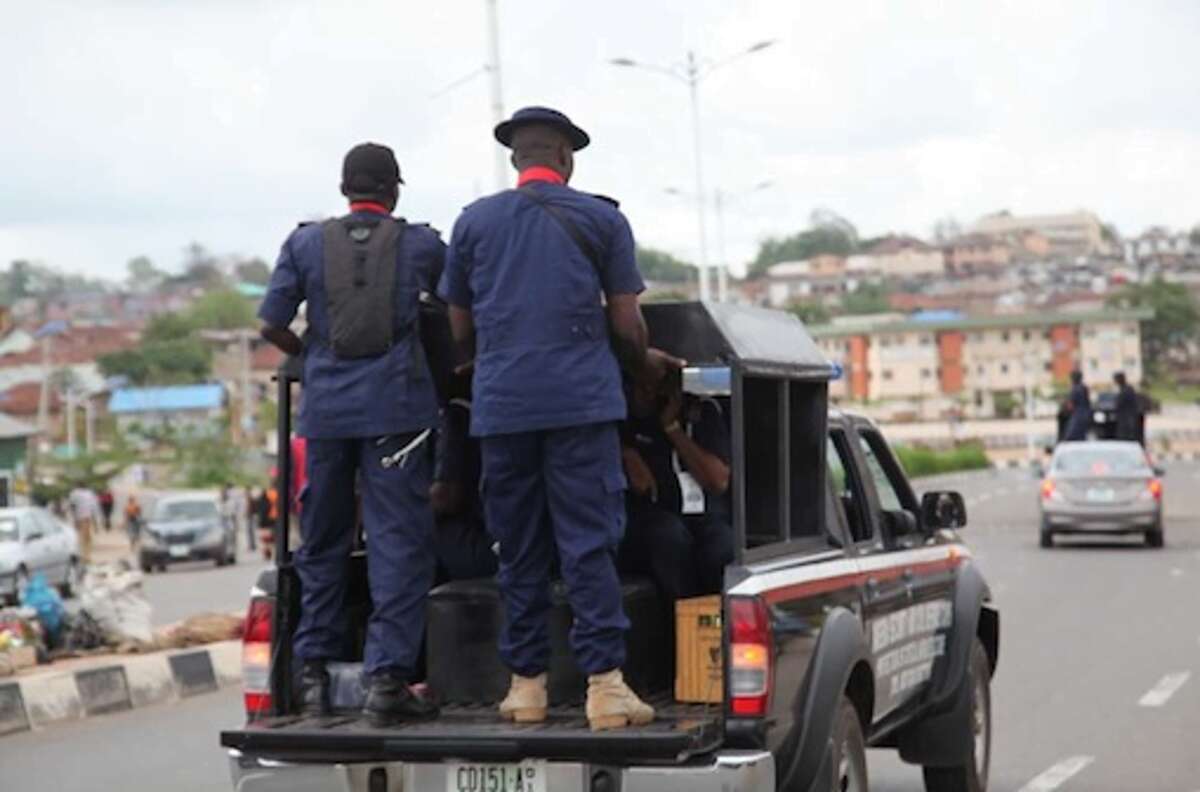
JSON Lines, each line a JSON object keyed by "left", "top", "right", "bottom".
{"left": 921, "top": 491, "right": 967, "bottom": 531}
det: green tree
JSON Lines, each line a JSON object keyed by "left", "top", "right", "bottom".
{"left": 234, "top": 258, "right": 272, "bottom": 285}
{"left": 749, "top": 225, "right": 857, "bottom": 278}
{"left": 179, "top": 242, "right": 225, "bottom": 287}
{"left": 126, "top": 256, "right": 164, "bottom": 285}
{"left": 788, "top": 300, "right": 831, "bottom": 325}
{"left": 635, "top": 246, "right": 692, "bottom": 283}
{"left": 839, "top": 283, "right": 890, "bottom": 315}
{"left": 1106, "top": 278, "right": 1200, "bottom": 378}
{"left": 144, "top": 312, "right": 194, "bottom": 343}
{"left": 8, "top": 260, "right": 32, "bottom": 300}
{"left": 187, "top": 288, "right": 256, "bottom": 330}
{"left": 1190, "top": 225, "right": 1200, "bottom": 248}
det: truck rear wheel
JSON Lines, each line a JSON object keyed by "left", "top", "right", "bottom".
{"left": 1145, "top": 520, "right": 1164, "bottom": 548}
{"left": 830, "top": 695, "right": 868, "bottom": 792}
{"left": 922, "top": 639, "right": 991, "bottom": 792}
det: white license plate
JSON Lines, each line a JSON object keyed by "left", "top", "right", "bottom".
{"left": 1087, "top": 488, "right": 1115, "bottom": 502}
{"left": 446, "top": 761, "right": 546, "bottom": 792}
{"left": 169, "top": 545, "right": 190, "bottom": 558}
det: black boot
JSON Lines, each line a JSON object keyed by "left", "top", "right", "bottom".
{"left": 363, "top": 673, "right": 439, "bottom": 726}
{"left": 298, "top": 660, "right": 330, "bottom": 717}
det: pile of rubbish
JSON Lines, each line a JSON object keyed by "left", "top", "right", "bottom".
{"left": 2, "top": 564, "right": 243, "bottom": 675}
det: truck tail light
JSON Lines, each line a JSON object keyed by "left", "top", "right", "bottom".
{"left": 728, "top": 596, "right": 772, "bottom": 717}
{"left": 242, "top": 595, "right": 273, "bottom": 719}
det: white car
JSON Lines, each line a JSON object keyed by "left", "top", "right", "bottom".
{"left": 0, "top": 507, "right": 82, "bottom": 604}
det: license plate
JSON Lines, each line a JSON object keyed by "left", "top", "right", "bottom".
{"left": 446, "top": 761, "right": 546, "bottom": 792}
{"left": 169, "top": 545, "right": 190, "bottom": 558}
{"left": 1087, "top": 488, "right": 1115, "bottom": 502}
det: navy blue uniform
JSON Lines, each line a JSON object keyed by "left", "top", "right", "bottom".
{"left": 259, "top": 209, "right": 444, "bottom": 678}
{"left": 619, "top": 398, "right": 733, "bottom": 600}
{"left": 1064, "top": 382, "right": 1092, "bottom": 442}
{"left": 439, "top": 172, "right": 645, "bottom": 676}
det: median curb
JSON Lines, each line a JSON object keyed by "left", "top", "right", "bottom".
{"left": 0, "top": 640, "right": 240, "bottom": 737}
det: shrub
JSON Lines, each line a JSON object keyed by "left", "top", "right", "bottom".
{"left": 894, "top": 443, "right": 990, "bottom": 479}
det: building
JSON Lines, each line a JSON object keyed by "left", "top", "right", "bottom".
{"left": 812, "top": 309, "right": 1150, "bottom": 411}
{"left": 943, "top": 233, "right": 1012, "bottom": 275}
{"left": 0, "top": 413, "right": 38, "bottom": 506}
{"left": 859, "top": 235, "right": 944, "bottom": 279}
{"left": 971, "top": 210, "right": 1111, "bottom": 258}
{"left": 108, "top": 384, "right": 226, "bottom": 436}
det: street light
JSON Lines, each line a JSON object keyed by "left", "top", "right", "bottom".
{"left": 666, "top": 181, "right": 773, "bottom": 302}
{"left": 611, "top": 39, "right": 778, "bottom": 301}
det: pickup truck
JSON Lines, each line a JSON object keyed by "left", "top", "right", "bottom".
{"left": 220, "top": 302, "right": 999, "bottom": 792}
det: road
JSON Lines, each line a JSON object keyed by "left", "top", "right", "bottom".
{"left": 3, "top": 464, "right": 1199, "bottom": 791}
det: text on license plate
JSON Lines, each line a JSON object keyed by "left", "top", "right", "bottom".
{"left": 1087, "top": 489, "right": 1115, "bottom": 502}
{"left": 169, "top": 545, "right": 190, "bottom": 558}
{"left": 447, "top": 761, "right": 546, "bottom": 792}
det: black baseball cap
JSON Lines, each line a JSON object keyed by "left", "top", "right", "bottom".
{"left": 494, "top": 106, "right": 590, "bottom": 151}
{"left": 341, "top": 142, "right": 404, "bottom": 194}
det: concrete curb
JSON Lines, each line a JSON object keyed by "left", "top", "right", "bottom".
{"left": 0, "top": 640, "right": 241, "bottom": 737}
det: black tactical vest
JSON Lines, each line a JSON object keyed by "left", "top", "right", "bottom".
{"left": 321, "top": 214, "right": 406, "bottom": 359}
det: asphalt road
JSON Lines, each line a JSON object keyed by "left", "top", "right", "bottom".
{"left": 3, "top": 463, "right": 1199, "bottom": 791}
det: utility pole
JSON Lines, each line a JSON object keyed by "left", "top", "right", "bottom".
{"left": 685, "top": 51, "right": 710, "bottom": 302}
{"left": 241, "top": 329, "right": 253, "bottom": 443}
{"left": 65, "top": 386, "right": 76, "bottom": 459}
{"left": 714, "top": 189, "right": 728, "bottom": 303}
{"left": 36, "top": 337, "right": 50, "bottom": 435}
{"left": 485, "top": 0, "right": 507, "bottom": 191}
{"left": 85, "top": 398, "right": 95, "bottom": 453}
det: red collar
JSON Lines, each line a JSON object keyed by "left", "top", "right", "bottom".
{"left": 517, "top": 167, "right": 565, "bottom": 187}
{"left": 349, "top": 201, "right": 391, "bottom": 215}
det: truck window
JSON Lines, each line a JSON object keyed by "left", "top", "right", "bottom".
{"left": 828, "top": 431, "right": 873, "bottom": 544}
{"left": 857, "top": 430, "right": 917, "bottom": 514}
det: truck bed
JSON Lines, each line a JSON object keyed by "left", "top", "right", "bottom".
{"left": 220, "top": 696, "right": 722, "bottom": 765}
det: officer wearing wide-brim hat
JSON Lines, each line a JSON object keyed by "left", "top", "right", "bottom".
{"left": 259, "top": 142, "right": 445, "bottom": 725}
{"left": 439, "top": 106, "right": 680, "bottom": 730}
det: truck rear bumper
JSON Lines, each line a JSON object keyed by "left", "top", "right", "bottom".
{"left": 227, "top": 748, "right": 775, "bottom": 792}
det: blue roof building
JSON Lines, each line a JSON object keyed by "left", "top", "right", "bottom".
{"left": 109, "top": 384, "right": 225, "bottom": 414}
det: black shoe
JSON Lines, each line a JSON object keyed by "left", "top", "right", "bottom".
{"left": 363, "top": 674, "right": 439, "bottom": 726}
{"left": 298, "top": 661, "right": 330, "bottom": 717}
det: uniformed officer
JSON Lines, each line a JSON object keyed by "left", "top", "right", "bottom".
{"left": 259, "top": 143, "right": 443, "bottom": 725}
{"left": 439, "top": 106, "right": 673, "bottom": 730}
{"left": 1062, "top": 370, "right": 1092, "bottom": 442}
{"left": 430, "top": 397, "right": 499, "bottom": 583}
{"left": 619, "top": 372, "right": 733, "bottom": 602}
{"left": 1113, "top": 371, "right": 1143, "bottom": 445}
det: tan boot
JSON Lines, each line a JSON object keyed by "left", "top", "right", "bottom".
{"left": 586, "top": 669, "right": 655, "bottom": 731}
{"left": 498, "top": 673, "right": 547, "bottom": 723}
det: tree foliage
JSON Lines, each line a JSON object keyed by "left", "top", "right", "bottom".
{"left": 840, "top": 283, "right": 891, "bottom": 315}
{"left": 749, "top": 210, "right": 859, "bottom": 279}
{"left": 788, "top": 301, "right": 831, "bottom": 326}
{"left": 234, "top": 258, "right": 272, "bottom": 285}
{"left": 635, "top": 246, "right": 692, "bottom": 283}
{"left": 188, "top": 287, "right": 256, "bottom": 330}
{"left": 1106, "top": 278, "right": 1200, "bottom": 378}
{"left": 126, "top": 256, "right": 165, "bottom": 285}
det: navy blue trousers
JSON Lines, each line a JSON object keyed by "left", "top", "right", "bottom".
{"left": 619, "top": 504, "right": 734, "bottom": 601}
{"left": 433, "top": 514, "right": 499, "bottom": 584}
{"left": 480, "top": 422, "right": 628, "bottom": 677}
{"left": 293, "top": 434, "right": 434, "bottom": 677}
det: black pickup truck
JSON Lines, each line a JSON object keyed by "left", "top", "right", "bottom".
{"left": 221, "top": 302, "right": 999, "bottom": 792}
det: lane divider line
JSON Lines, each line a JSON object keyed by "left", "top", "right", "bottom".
{"left": 1018, "top": 755, "right": 1095, "bottom": 792}
{"left": 1138, "top": 671, "right": 1191, "bottom": 707}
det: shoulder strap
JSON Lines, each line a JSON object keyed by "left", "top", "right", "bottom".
{"left": 516, "top": 185, "right": 603, "bottom": 274}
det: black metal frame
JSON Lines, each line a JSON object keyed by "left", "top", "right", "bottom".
{"left": 269, "top": 366, "right": 299, "bottom": 716}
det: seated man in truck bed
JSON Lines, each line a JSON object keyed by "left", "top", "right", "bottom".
{"left": 619, "top": 369, "right": 732, "bottom": 602}
{"left": 430, "top": 398, "right": 498, "bottom": 583}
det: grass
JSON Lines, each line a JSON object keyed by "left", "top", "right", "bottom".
{"left": 1146, "top": 381, "right": 1200, "bottom": 405}
{"left": 895, "top": 443, "right": 991, "bottom": 479}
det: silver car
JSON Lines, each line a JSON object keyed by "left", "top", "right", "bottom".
{"left": 139, "top": 493, "right": 237, "bottom": 572}
{"left": 1039, "top": 441, "right": 1164, "bottom": 548}
{"left": 0, "top": 507, "right": 82, "bottom": 604}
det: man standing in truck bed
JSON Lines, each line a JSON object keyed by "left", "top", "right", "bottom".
{"left": 440, "top": 106, "right": 667, "bottom": 731}
{"left": 259, "top": 143, "right": 443, "bottom": 726}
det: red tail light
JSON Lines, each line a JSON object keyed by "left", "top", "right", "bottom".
{"left": 1148, "top": 479, "right": 1163, "bottom": 501}
{"left": 728, "top": 596, "right": 772, "bottom": 717}
{"left": 1040, "top": 479, "right": 1056, "bottom": 501}
{"left": 242, "top": 596, "right": 273, "bottom": 720}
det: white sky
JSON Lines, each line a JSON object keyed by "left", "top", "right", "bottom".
{"left": 1, "top": 0, "right": 1198, "bottom": 281}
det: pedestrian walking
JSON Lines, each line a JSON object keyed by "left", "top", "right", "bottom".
{"left": 439, "top": 106, "right": 677, "bottom": 730}
{"left": 98, "top": 489, "right": 114, "bottom": 532}
{"left": 124, "top": 494, "right": 143, "bottom": 549}
{"left": 259, "top": 142, "right": 445, "bottom": 725}
{"left": 244, "top": 486, "right": 258, "bottom": 551}
{"left": 68, "top": 485, "right": 99, "bottom": 563}
{"left": 1113, "top": 371, "right": 1143, "bottom": 445}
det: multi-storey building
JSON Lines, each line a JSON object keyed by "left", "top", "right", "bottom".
{"left": 971, "top": 210, "right": 1111, "bottom": 258}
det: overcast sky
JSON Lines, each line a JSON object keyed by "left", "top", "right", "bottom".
{"left": 2, "top": 1, "right": 1198, "bottom": 281}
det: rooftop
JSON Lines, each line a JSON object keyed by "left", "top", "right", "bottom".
{"left": 109, "top": 384, "right": 225, "bottom": 414}
{"left": 810, "top": 308, "right": 1154, "bottom": 337}
{"left": 0, "top": 412, "right": 39, "bottom": 440}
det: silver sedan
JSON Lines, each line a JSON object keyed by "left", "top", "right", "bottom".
{"left": 1039, "top": 441, "right": 1164, "bottom": 548}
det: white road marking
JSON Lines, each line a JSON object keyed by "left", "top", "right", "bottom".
{"left": 1138, "top": 672, "right": 1191, "bottom": 707}
{"left": 1018, "top": 755, "right": 1095, "bottom": 791}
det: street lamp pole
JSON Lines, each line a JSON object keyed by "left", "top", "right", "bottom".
{"left": 485, "top": 0, "right": 506, "bottom": 190}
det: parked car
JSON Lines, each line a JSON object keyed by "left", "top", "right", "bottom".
{"left": 1039, "top": 440, "right": 1164, "bottom": 548}
{"left": 139, "top": 493, "right": 236, "bottom": 572}
{"left": 0, "top": 507, "right": 82, "bottom": 604}
{"left": 222, "top": 303, "right": 999, "bottom": 792}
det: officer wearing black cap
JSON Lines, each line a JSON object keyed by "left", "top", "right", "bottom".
{"left": 259, "top": 142, "right": 444, "bottom": 725}
{"left": 439, "top": 106, "right": 679, "bottom": 730}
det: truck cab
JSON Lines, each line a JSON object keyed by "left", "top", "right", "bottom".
{"left": 221, "top": 302, "right": 998, "bottom": 792}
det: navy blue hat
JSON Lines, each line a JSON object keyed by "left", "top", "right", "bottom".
{"left": 494, "top": 106, "right": 590, "bottom": 151}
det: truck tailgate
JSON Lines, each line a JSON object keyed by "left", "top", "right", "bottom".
{"left": 220, "top": 699, "right": 721, "bottom": 765}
